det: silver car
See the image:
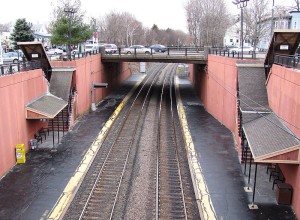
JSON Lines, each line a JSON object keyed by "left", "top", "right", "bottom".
{"left": 2, "top": 52, "right": 22, "bottom": 63}
{"left": 123, "top": 45, "right": 155, "bottom": 54}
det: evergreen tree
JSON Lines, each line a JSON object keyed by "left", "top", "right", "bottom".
{"left": 50, "top": 16, "right": 92, "bottom": 46}
{"left": 10, "top": 18, "right": 34, "bottom": 49}
{"left": 49, "top": 0, "right": 93, "bottom": 52}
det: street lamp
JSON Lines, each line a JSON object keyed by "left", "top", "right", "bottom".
{"left": 64, "top": 7, "right": 76, "bottom": 60}
{"left": 233, "top": 0, "right": 249, "bottom": 59}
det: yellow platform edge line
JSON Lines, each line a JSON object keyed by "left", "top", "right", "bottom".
{"left": 47, "top": 75, "right": 145, "bottom": 220}
{"left": 175, "top": 76, "right": 217, "bottom": 220}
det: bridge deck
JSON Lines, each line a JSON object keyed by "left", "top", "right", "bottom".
{"left": 101, "top": 54, "right": 207, "bottom": 64}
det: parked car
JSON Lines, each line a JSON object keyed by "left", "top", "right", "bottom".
{"left": 229, "top": 46, "right": 256, "bottom": 54}
{"left": 47, "top": 48, "right": 64, "bottom": 55}
{"left": 149, "top": 44, "right": 167, "bottom": 53}
{"left": 85, "top": 44, "right": 100, "bottom": 53}
{"left": 2, "top": 52, "right": 22, "bottom": 63}
{"left": 123, "top": 45, "right": 155, "bottom": 54}
{"left": 71, "top": 49, "right": 79, "bottom": 55}
{"left": 225, "top": 45, "right": 238, "bottom": 52}
{"left": 104, "top": 44, "right": 118, "bottom": 54}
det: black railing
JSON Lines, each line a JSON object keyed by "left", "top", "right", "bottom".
{"left": 209, "top": 47, "right": 258, "bottom": 59}
{"left": 273, "top": 54, "right": 300, "bottom": 69}
{"left": 0, "top": 60, "right": 42, "bottom": 76}
{"left": 47, "top": 48, "right": 102, "bottom": 61}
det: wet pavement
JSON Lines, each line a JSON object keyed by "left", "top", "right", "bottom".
{"left": 178, "top": 78, "right": 296, "bottom": 220}
{"left": 0, "top": 73, "right": 297, "bottom": 220}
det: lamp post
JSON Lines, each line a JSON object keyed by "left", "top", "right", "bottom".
{"left": 233, "top": 0, "right": 249, "bottom": 59}
{"left": 64, "top": 7, "right": 76, "bottom": 60}
{"left": 271, "top": 0, "right": 275, "bottom": 36}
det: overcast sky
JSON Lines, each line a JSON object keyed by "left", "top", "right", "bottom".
{"left": 0, "top": 0, "right": 294, "bottom": 33}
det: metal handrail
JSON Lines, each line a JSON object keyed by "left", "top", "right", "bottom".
{"left": 0, "top": 60, "right": 42, "bottom": 76}
{"left": 209, "top": 47, "right": 258, "bottom": 59}
{"left": 273, "top": 54, "right": 300, "bottom": 69}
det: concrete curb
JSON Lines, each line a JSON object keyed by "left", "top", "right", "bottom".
{"left": 175, "top": 76, "right": 217, "bottom": 220}
{"left": 47, "top": 75, "right": 146, "bottom": 220}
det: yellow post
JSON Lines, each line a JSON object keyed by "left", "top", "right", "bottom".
{"left": 16, "top": 144, "right": 26, "bottom": 163}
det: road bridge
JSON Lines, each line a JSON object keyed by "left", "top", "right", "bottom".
{"left": 101, "top": 48, "right": 208, "bottom": 64}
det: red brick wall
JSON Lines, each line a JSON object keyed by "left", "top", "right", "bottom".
{"left": 52, "top": 54, "right": 131, "bottom": 116}
{"left": 266, "top": 64, "right": 300, "bottom": 218}
{"left": 0, "top": 54, "right": 131, "bottom": 178}
{"left": 0, "top": 69, "right": 48, "bottom": 177}
{"left": 190, "top": 55, "right": 239, "bottom": 144}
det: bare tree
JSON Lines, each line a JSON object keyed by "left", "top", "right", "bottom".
{"left": 185, "top": 0, "right": 231, "bottom": 47}
{"left": 243, "top": 0, "right": 269, "bottom": 50}
{"left": 292, "top": 0, "right": 300, "bottom": 11}
{"left": 0, "top": 23, "right": 10, "bottom": 33}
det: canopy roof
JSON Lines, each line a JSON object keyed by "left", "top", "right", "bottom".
{"left": 243, "top": 113, "right": 300, "bottom": 164}
{"left": 26, "top": 94, "right": 68, "bottom": 119}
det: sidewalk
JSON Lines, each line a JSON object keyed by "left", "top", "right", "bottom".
{"left": 177, "top": 77, "right": 296, "bottom": 220}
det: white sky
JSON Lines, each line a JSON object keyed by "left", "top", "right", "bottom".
{"left": 0, "top": 0, "right": 295, "bottom": 33}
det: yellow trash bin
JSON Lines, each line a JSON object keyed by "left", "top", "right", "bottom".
{"left": 16, "top": 144, "right": 26, "bottom": 164}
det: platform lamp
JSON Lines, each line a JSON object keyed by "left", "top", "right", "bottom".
{"left": 64, "top": 7, "right": 76, "bottom": 60}
{"left": 233, "top": 0, "right": 249, "bottom": 59}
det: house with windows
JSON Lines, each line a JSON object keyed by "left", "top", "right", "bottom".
{"left": 224, "top": 11, "right": 300, "bottom": 51}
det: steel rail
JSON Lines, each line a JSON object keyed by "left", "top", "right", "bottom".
{"left": 169, "top": 70, "right": 188, "bottom": 220}
{"left": 78, "top": 64, "right": 166, "bottom": 220}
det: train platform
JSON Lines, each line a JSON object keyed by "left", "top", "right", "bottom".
{"left": 0, "top": 73, "right": 296, "bottom": 220}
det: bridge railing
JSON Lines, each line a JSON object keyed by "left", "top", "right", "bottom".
{"left": 110, "top": 46, "right": 204, "bottom": 56}
{"left": 209, "top": 47, "right": 260, "bottom": 59}
{"left": 0, "top": 60, "right": 42, "bottom": 76}
{"left": 274, "top": 54, "right": 300, "bottom": 69}
{"left": 47, "top": 48, "right": 101, "bottom": 61}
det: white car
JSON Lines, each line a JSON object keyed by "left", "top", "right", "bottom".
{"left": 123, "top": 45, "right": 155, "bottom": 54}
{"left": 47, "top": 48, "right": 64, "bottom": 55}
{"left": 2, "top": 52, "right": 23, "bottom": 63}
{"left": 104, "top": 44, "right": 118, "bottom": 54}
{"left": 85, "top": 44, "right": 100, "bottom": 53}
{"left": 229, "top": 46, "right": 256, "bottom": 54}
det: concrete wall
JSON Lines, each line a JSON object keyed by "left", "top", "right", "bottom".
{"left": 190, "top": 58, "right": 300, "bottom": 218}
{"left": 266, "top": 64, "right": 300, "bottom": 217}
{"left": 0, "top": 70, "right": 48, "bottom": 177}
{"left": 190, "top": 55, "right": 239, "bottom": 146}
{"left": 0, "top": 54, "right": 131, "bottom": 178}
{"left": 52, "top": 54, "right": 131, "bottom": 116}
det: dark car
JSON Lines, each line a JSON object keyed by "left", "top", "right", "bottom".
{"left": 149, "top": 44, "right": 167, "bottom": 53}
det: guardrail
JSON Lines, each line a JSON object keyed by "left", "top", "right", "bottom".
{"left": 273, "top": 54, "right": 300, "bottom": 69}
{"left": 0, "top": 60, "right": 42, "bottom": 76}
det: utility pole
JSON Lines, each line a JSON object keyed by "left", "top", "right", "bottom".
{"left": 64, "top": 7, "right": 76, "bottom": 60}
{"left": 271, "top": 0, "right": 275, "bottom": 36}
{"left": 233, "top": 0, "right": 249, "bottom": 60}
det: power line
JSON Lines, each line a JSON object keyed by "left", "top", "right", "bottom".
{"left": 205, "top": 67, "right": 300, "bottom": 141}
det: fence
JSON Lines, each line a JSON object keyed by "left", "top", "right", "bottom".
{"left": 273, "top": 54, "right": 300, "bottom": 69}
{"left": 0, "top": 61, "right": 42, "bottom": 76}
{"left": 209, "top": 47, "right": 258, "bottom": 59}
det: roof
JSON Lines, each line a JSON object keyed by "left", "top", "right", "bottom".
{"left": 17, "top": 42, "right": 51, "bottom": 73}
{"left": 265, "top": 29, "right": 300, "bottom": 66}
{"left": 50, "top": 69, "right": 75, "bottom": 101}
{"left": 26, "top": 94, "right": 68, "bottom": 119}
{"left": 237, "top": 66, "right": 269, "bottom": 112}
{"left": 243, "top": 113, "right": 300, "bottom": 164}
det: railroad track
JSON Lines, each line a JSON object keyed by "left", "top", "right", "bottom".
{"left": 155, "top": 64, "right": 189, "bottom": 219}
{"left": 76, "top": 64, "right": 167, "bottom": 219}
{"left": 63, "top": 63, "right": 200, "bottom": 220}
